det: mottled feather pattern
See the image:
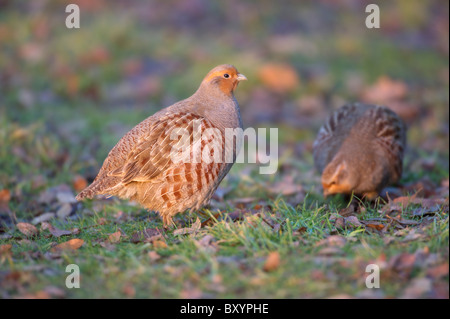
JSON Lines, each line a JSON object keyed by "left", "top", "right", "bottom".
{"left": 370, "top": 105, "right": 406, "bottom": 180}
{"left": 75, "top": 65, "right": 246, "bottom": 227}
{"left": 78, "top": 111, "right": 233, "bottom": 219}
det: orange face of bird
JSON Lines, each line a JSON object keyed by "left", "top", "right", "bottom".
{"left": 202, "top": 64, "right": 247, "bottom": 95}
{"left": 321, "top": 161, "right": 355, "bottom": 197}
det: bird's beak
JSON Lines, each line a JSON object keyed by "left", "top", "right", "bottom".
{"left": 236, "top": 73, "right": 247, "bottom": 82}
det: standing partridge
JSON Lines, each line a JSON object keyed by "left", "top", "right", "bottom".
{"left": 313, "top": 103, "right": 406, "bottom": 199}
{"left": 76, "top": 64, "right": 247, "bottom": 227}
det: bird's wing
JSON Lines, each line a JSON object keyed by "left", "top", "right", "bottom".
{"left": 371, "top": 106, "right": 406, "bottom": 181}
{"left": 313, "top": 103, "right": 360, "bottom": 171}
{"left": 107, "top": 111, "right": 213, "bottom": 184}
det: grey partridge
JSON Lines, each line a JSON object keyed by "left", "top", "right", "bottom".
{"left": 313, "top": 103, "right": 406, "bottom": 199}
{"left": 76, "top": 64, "right": 247, "bottom": 227}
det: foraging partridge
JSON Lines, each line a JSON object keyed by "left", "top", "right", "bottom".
{"left": 76, "top": 64, "right": 247, "bottom": 227}
{"left": 313, "top": 103, "right": 406, "bottom": 199}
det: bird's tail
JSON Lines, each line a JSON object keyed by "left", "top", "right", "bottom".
{"left": 75, "top": 182, "right": 100, "bottom": 201}
{"left": 75, "top": 176, "right": 121, "bottom": 201}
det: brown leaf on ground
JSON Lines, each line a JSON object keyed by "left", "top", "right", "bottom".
{"left": 200, "top": 212, "right": 222, "bottom": 227}
{"left": 426, "top": 263, "right": 449, "bottom": 279}
{"left": 173, "top": 217, "right": 201, "bottom": 236}
{"left": 0, "top": 188, "right": 12, "bottom": 216}
{"left": 153, "top": 240, "right": 168, "bottom": 249}
{"left": 72, "top": 175, "right": 88, "bottom": 192}
{"left": 392, "top": 195, "right": 447, "bottom": 209}
{"left": 263, "top": 251, "right": 280, "bottom": 272}
{"left": 41, "top": 222, "right": 74, "bottom": 238}
{"left": 258, "top": 63, "right": 300, "bottom": 93}
{"left": 362, "top": 221, "right": 385, "bottom": 231}
{"left": 339, "top": 204, "right": 360, "bottom": 217}
{"left": 51, "top": 239, "right": 84, "bottom": 252}
{"left": 108, "top": 231, "right": 121, "bottom": 243}
{"left": 130, "top": 228, "right": 162, "bottom": 243}
{"left": 148, "top": 251, "right": 161, "bottom": 262}
{"left": 18, "top": 291, "right": 51, "bottom": 299}
{"left": 344, "top": 216, "right": 363, "bottom": 228}
{"left": 362, "top": 76, "right": 408, "bottom": 103}
{"left": 17, "top": 222, "right": 39, "bottom": 237}
{"left": 0, "top": 189, "right": 11, "bottom": 204}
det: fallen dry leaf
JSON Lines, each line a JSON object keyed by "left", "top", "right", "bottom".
{"left": 17, "top": 222, "right": 39, "bottom": 237}
{"left": 41, "top": 222, "right": 73, "bottom": 238}
{"left": 0, "top": 189, "right": 11, "bottom": 204}
{"left": 362, "top": 221, "right": 385, "bottom": 231}
{"left": 108, "top": 231, "right": 121, "bottom": 243}
{"left": 173, "top": 217, "right": 201, "bottom": 236}
{"left": 153, "top": 240, "right": 168, "bottom": 249}
{"left": 130, "top": 228, "right": 162, "bottom": 243}
{"left": 263, "top": 251, "right": 280, "bottom": 272}
{"left": 258, "top": 63, "right": 300, "bottom": 93}
{"left": 344, "top": 216, "right": 362, "bottom": 228}
{"left": 73, "top": 175, "right": 88, "bottom": 192}
{"left": 51, "top": 239, "right": 84, "bottom": 252}
{"left": 362, "top": 76, "right": 408, "bottom": 103}
{"left": 148, "top": 251, "right": 161, "bottom": 261}
{"left": 426, "top": 263, "right": 449, "bottom": 279}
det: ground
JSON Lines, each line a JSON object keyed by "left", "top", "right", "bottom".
{"left": 0, "top": 0, "right": 448, "bottom": 298}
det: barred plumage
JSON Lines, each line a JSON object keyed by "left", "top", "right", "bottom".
{"left": 76, "top": 65, "right": 246, "bottom": 227}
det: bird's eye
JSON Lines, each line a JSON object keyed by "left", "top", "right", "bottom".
{"left": 223, "top": 74, "right": 230, "bottom": 78}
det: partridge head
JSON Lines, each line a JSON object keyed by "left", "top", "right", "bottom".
{"left": 76, "top": 64, "right": 247, "bottom": 227}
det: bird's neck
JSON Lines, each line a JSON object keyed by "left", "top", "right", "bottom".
{"left": 190, "top": 89, "right": 242, "bottom": 130}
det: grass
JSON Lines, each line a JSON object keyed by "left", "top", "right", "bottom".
{"left": 1, "top": 181, "right": 448, "bottom": 298}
